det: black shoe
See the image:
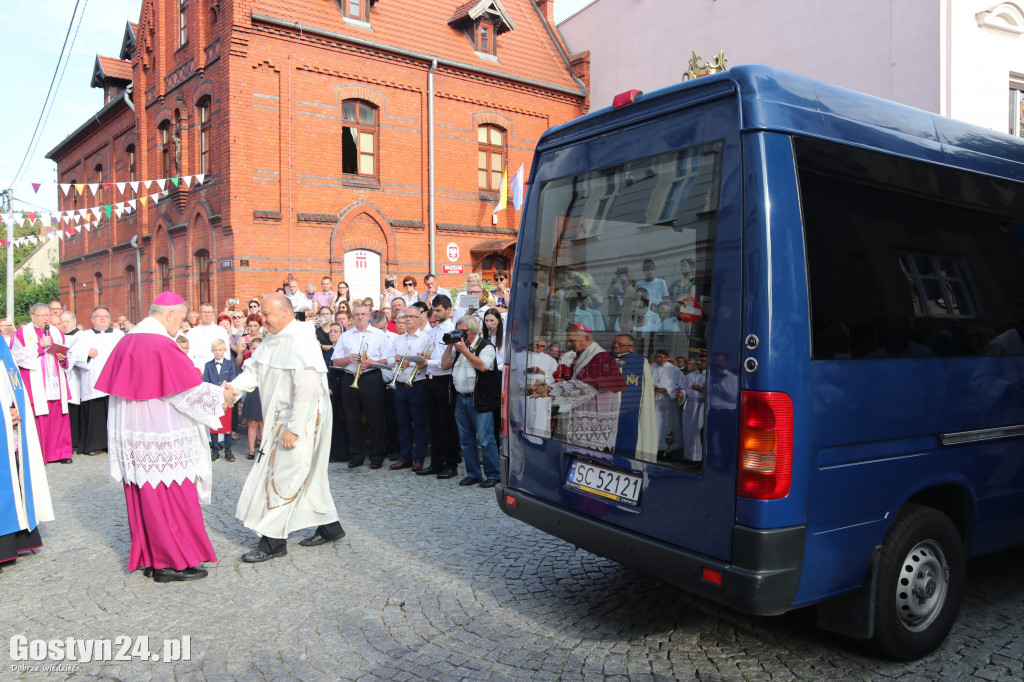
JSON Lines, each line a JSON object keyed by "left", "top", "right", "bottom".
{"left": 247, "top": 451, "right": 255, "bottom": 460}
{"left": 142, "top": 567, "right": 154, "bottom": 578}
{"left": 225, "top": 452, "right": 235, "bottom": 462}
{"left": 347, "top": 460, "right": 364, "bottom": 469}
{"left": 240, "top": 548, "right": 287, "bottom": 563}
{"left": 299, "top": 528, "right": 346, "bottom": 547}
{"left": 153, "top": 566, "right": 208, "bottom": 583}
{"left": 369, "top": 461, "right": 383, "bottom": 469}
{"left": 211, "top": 450, "right": 220, "bottom": 461}
{"left": 479, "top": 479, "right": 498, "bottom": 489}
{"left": 458, "top": 476, "right": 482, "bottom": 486}
{"left": 415, "top": 466, "right": 441, "bottom": 476}
{"left": 437, "top": 467, "right": 458, "bottom": 480}
{"left": 59, "top": 458, "right": 73, "bottom": 464}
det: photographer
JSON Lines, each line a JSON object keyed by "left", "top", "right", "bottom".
{"left": 440, "top": 316, "right": 500, "bottom": 488}
{"left": 380, "top": 276, "right": 400, "bottom": 310}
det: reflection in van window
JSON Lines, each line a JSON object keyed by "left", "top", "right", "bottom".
{"left": 798, "top": 137, "right": 1024, "bottom": 360}
{"left": 525, "top": 142, "right": 723, "bottom": 465}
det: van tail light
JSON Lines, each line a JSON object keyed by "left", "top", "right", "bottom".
{"left": 737, "top": 391, "right": 793, "bottom": 500}
{"left": 500, "top": 366, "right": 509, "bottom": 439}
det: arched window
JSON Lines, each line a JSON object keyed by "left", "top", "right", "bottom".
{"left": 94, "top": 164, "right": 104, "bottom": 208}
{"left": 94, "top": 272, "right": 103, "bottom": 306}
{"left": 125, "top": 265, "right": 138, "bottom": 322}
{"left": 126, "top": 144, "right": 137, "bottom": 199}
{"left": 69, "top": 277, "right": 77, "bottom": 315}
{"left": 478, "top": 124, "right": 505, "bottom": 191}
{"left": 159, "top": 121, "right": 172, "bottom": 178}
{"left": 341, "top": 99, "right": 377, "bottom": 177}
{"left": 195, "top": 250, "right": 210, "bottom": 305}
{"left": 197, "top": 97, "right": 212, "bottom": 174}
{"left": 479, "top": 254, "right": 509, "bottom": 283}
{"left": 158, "top": 257, "right": 171, "bottom": 292}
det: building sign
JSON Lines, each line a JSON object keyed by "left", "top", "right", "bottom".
{"left": 220, "top": 259, "right": 232, "bottom": 269}
{"left": 344, "top": 249, "right": 381, "bottom": 303}
{"left": 441, "top": 264, "right": 465, "bottom": 275}
{"left": 446, "top": 242, "right": 460, "bottom": 263}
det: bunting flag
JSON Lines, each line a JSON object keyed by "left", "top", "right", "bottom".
{"left": 31, "top": 183, "right": 41, "bottom": 194}
{"left": 510, "top": 164, "right": 525, "bottom": 211}
{"left": 170, "top": 177, "right": 179, "bottom": 187}
{"left": 492, "top": 167, "right": 508, "bottom": 214}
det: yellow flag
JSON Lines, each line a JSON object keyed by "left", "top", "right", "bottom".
{"left": 492, "top": 168, "right": 508, "bottom": 214}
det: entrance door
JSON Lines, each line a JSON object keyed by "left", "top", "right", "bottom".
{"left": 343, "top": 249, "right": 381, "bottom": 306}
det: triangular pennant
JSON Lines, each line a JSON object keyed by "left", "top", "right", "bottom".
{"left": 116, "top": 182, "right": 126, "bottom": 195}
{"left": 60, "top": 183, "right": 71, "bottom": 195}
{"left": 161, "top": 190, "right": 169, "bottom": 199}
{"left": 104, "top": 205, "right": 111, "bottom": 218}
{"left": 88, "top": 183, "right": 99, "bottom": 194}
{"left": 139, "top": 196, "right": 148, "bottom": 206}
{"left": 182, "top": 175, "right": 193, "bottom": 187}
{"left": 170, "top": 177, "right": 179, "bottom": 187}
{"left": 114, "top": 206, "right": 123, "bottom": 218}
{"left": 26, "top": 213, "right": 37, "bottom": 223}
{"left": 130, "top": 181, "right": 140, "bottom": 193}
{"left": 75, "top": 184, "right": 85, "bottom": 195}
{"left": 78, "top": 208, "right": 87, "bottom": 219}
{"left": 155, "top": 178, "right": 167, "bottom": 190}
{"left": 128, "top": 199, "right": 137, "bottom": 210}
{"left": 194, "top": 174, "right": 205, "bottom": 186}
{"left": 31, "top": 183, "right": 41, "bottom": 194}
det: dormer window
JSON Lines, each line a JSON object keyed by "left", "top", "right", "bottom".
{"left": 448, "top": 0, "right": 516, "bottom": 58}
{"left": 477, "top": 21, "right": 494, "bottom": 55}
{"left": 337, "top": 0, "right": 378, "bottom": 25}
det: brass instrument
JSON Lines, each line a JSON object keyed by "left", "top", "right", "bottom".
{"left": 404, "top": 341, "right": 435, "bottom": 387}
{"left": 386, "top": 336, "right": 411, "bottom": 390}
{"left": 350, "top": 341, "right": 369, "bottom": 389}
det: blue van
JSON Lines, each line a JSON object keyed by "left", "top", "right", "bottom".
{"left": 496, "top": 65, "right": 1024, "bottom": 660}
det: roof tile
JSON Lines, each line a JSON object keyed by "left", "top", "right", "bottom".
{"left": 251, "top": 0, "right": 582, "bottom": 94}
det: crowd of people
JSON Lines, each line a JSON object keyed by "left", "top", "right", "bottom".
{"left": 0, "top": 268, "right": 514, "bottom": 582}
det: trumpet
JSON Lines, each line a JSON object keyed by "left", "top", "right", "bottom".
{"left": 350, "top": 341, "right": 369, "bottom": 389}
{"left": 405, "top": 341, "right": 435, "bottom": 387}
{"left": 386, "top": 336, "right": 411, "bottom": 390}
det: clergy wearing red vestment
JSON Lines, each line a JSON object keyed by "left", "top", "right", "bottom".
{"left": 96, "top": 292, "right": 233, "bottom": 583}
{"left": 533, "top": 323, "right": 627, "bottom": 453}
{"left": 11, "top": 303, "right": 73, "bottom": 464}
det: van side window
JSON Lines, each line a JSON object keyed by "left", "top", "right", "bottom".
{"left": 525, "top": 141, "right": 724, "bottom": 465}
{"left": 798, "top": 137, "right": 1024, "bottom": 359}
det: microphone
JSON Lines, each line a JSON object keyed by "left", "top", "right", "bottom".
{"left": 43, "top": 324, "right": 49, "bottom": 336}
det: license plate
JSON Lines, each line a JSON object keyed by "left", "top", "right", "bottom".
{"left": 566, "top": 459, "right": 642, "bottom": 506}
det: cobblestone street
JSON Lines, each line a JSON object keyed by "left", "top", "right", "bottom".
{"left": 3, "top": 451, "right": 1023, "bottom": 681}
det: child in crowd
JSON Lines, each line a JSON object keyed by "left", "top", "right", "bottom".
{"left": 203, "top": 339, "right": 239, "bottom": 462}
{"left": 240, "top": 337, "right": 264, "bottom": 460}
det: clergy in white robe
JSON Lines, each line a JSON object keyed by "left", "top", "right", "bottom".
{"left": 96, "top": 293, "right": 228, "bottom": 583}
{"left": 0, "top": 337, "right": 53, "bottom": 570}
{"left": 185, "top": 303, "right": 231, "bottom": 371}
{"left": 228, "top": 293, "right": 343, "bottom": 563}
{"left": 70, "top": 306, "right": 124, "bottom": 454}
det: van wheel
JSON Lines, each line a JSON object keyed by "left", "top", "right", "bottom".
{"left": 871, "top": 504, "right": 964, "bottom": 660}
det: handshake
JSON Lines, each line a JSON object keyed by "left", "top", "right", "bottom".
{"left": 221, "top": 381, "right": 238, "bottom": 411}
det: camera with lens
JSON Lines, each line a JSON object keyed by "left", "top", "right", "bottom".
{"left": 442, "top": 329, "right": 467, "bottom": 345}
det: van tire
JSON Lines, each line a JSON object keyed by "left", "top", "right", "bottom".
{"left": 870, "top": 503, "right": 964, "bottom": 660}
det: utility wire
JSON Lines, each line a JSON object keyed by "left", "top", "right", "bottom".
{"left": 7, "top": 0, "right": 87, "bottom": 190}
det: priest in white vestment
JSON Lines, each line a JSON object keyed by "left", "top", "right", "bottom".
{"left": 0, "top": 337, "right": 53, "bottom": 570}
{"left": 228, "top": 293, "right": 343, "bottom": 562}
{"left": 96, "top": 293, "right": 229, "bottom": 583}
{"left": 69, "top": 305, "right": 124, "bottom": 454}
{"left": 185, "top": 302, "right": 230, "bottom": 371}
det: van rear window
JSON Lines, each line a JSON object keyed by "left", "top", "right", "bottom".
{"left": 798, "top": 137, "right": 1024, "bottom": 360}
{"left": 523, "top": 141, "right": 724, "bottom": 466}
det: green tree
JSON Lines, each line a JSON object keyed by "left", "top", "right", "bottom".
{"left": 0, "top": 217, "right": 58, "bottom": 325}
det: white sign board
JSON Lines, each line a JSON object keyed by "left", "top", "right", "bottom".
{"left": 343, "top": 249, "right": 381, "bottom": 303}
{"left": 446, "top": 242, "right": 460, "bottom": 263}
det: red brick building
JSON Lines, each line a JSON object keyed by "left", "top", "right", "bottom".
{"left": 48, "top": 0, "right": 588, "bottom": 318}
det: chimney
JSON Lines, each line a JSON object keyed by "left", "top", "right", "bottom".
{"left": 536, "top": 0, "right": 555, "bottom": 26}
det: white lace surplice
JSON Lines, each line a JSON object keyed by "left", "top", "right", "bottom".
{"left": 108, "top": 382, "right": 224, "bottom": 503}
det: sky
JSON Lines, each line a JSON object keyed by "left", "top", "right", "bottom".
{"left": 0, "top": 0, "right": 598, "bottom": 215}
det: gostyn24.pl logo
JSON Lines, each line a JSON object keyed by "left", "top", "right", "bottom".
{"left": 9, "top": 635, "right": 191, "bottom": 663}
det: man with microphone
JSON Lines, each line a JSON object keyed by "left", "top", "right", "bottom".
{"left": 11, "top": 303, "right": 73, "bottom": 463}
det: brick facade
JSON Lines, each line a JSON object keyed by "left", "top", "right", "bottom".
{"left": 49, "top": 0, "right": 586, "bottom": 319}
